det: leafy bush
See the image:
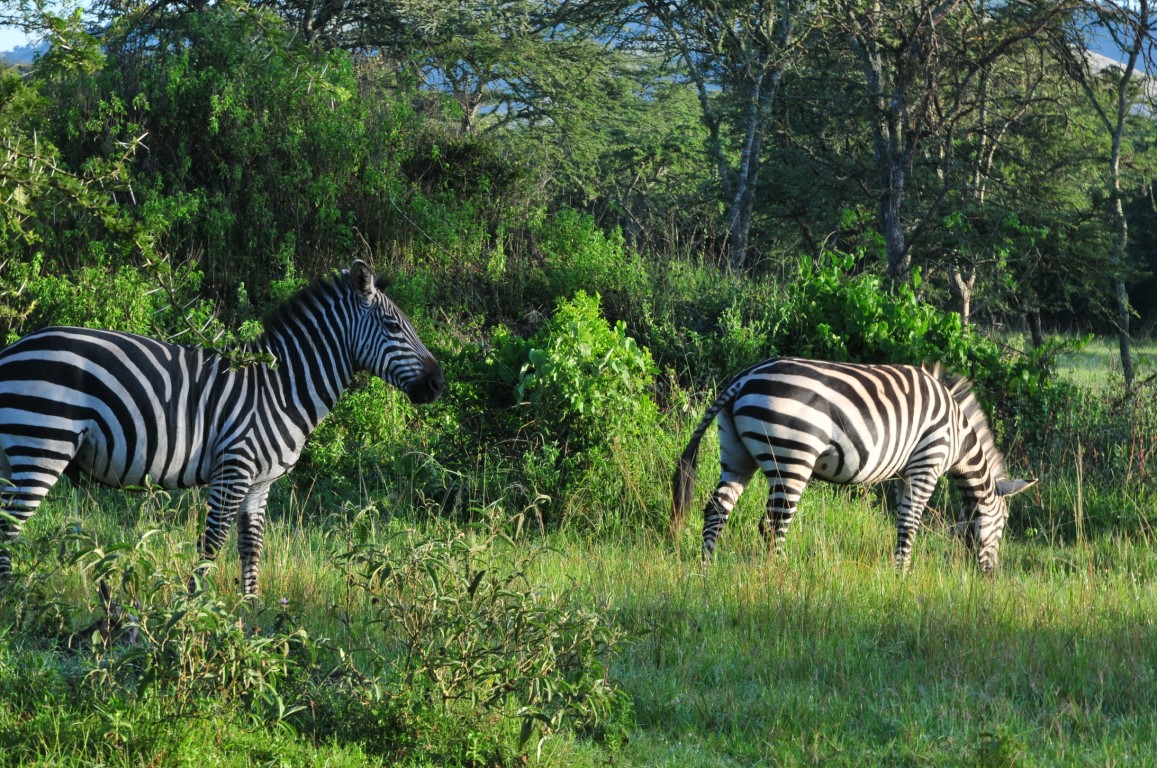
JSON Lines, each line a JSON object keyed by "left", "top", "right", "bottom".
{"left": 530, "top": 209, "right": 648, "bottom": 316}
{"left": 75, "top": 531, "right": 308, "bottom": 719}
{"left": 0, "top": 524, "right": 310, "bottom": 724}
{"left": 503, "top": 291, "right": 659, "bottom": 452}
{"left": 779, "top": 251, "right": 973, "bottom": 368}
{"left": 302, "top": 376, "right": 419, "bottom": 480}
{"left": 339, "top": 511, "right": 632, "bottom": 759}
{"left": 1, "top": 255, "right": 216, "bottom": 343}
{"left": 637, "top": 257, "right": 787, "bottom": 386}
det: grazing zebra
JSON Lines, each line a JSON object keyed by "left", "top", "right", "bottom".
{"left": 672, "top": 357, "right": 1035, "bottom": 572}
{"left": 0, "top": 260, "right": 444, "bottom": 595}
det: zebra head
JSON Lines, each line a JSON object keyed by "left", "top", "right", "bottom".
{"left": 348, "top": 260, "right": 444, "bottom": 404}
{"left": 957, "top": 477, "right": 1036, "bottom": 573}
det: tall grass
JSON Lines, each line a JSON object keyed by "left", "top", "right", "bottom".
{"left": 4, "top": 420, "right": 1156, "bottom": 767}
{"left": 3, "top": 325, "right": 1156, "bottom": 766}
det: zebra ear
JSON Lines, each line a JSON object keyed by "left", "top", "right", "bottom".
{"left": 350, "top": 260, "right": 377, "bottom": 298}
{"left": 996, "top": 478, "right": 1036, "bottom": 497}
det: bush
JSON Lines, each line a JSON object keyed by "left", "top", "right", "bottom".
{"left": 0, "top": 524, "right": 310, "bottom": 724}
{"left": 778, "top": 251, "right": 973, "bottom": 368}
{"left": 1, "top": 255, "right": 215, "bottom": 343}
{"left": 301, "top": 376, "right": 420, "bottom": 480}
{"left": 530, "top": 209, "right": 648, "bottom": 317}
{"left": 505, "top": 291, "right": 658, "bottom": 451}
{"left": 476, "top": 291, "right": 663, "bottom": 524}
{"left": 339, "top": 511, "right": 632, "bottom": 760}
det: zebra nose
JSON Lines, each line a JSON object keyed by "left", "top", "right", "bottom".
{"left": 408, "top": 361, "right": 444, "bottom": 404}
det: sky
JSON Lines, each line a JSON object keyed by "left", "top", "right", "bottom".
{"left": 0, "top": 23, "right": 36, "bottom": 52}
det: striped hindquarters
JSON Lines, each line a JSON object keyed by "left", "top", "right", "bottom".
{"left": 0, "top": 326, "right": 238, "bottom": 492}
{"left": 727, "top": 358, "right": 958, "bottom": 486}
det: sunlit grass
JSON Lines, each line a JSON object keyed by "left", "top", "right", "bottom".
{"left": 1050, "top": 334, "right": 1157, "bottom": 391}
{"left": 8, "top": 466, "right": 1155, "bottom": 766}
{"left": 5, "top": 340, "right": 1157, "bottom": 767}
{"left": 534, "top": 482, "right": 1157, "bottom": 766}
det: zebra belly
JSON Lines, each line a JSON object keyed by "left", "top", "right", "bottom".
{"left": 72, "top": 428, "right": 211, "bottom": 489}
{"left": 739, "top": 420, "right": 908, "bottom": 487}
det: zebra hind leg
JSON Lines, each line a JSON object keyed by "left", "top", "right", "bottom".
{"left": 702, "top": 412, "right": 757, "bottom": 562}
{"left": 758, "top": 482, "right": 808, "bottom": 560}
{"left": 701, "top": 472, "right": 754, "bottom": 562}
{"left": 0, "top": 449, "right": 72, "bottom": 585}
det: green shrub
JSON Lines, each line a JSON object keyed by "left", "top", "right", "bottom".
{"left": 509, "top": 290, "right": 658, "bottom": 452}
{"left": 0, "top": 524, "right": 310, "bottom": 723}
{"left": 530, "top": 209, "right": 648, "bottom": 316}
{"left": 779, "top": 251, "right": 973, "bottom": 368}
{"left": 637, "top": 257, "right": 786, "bottom": 386}
{"left": 77, "top": 531, "right": 308, "bottom": 720}
{"left": 477, "top": 291, "right": 662, "bottom": 524}
{"left": 301, "top": 376, "right": 419, "bottom": 480}
{"left": 338, "top": 510, "right": 632, "bottom": 759}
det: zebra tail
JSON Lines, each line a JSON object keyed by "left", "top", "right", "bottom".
{"left": 671, "top": 385, "right": 740, "bottom": 538}
{"left": 0, "top": 444, "right": 10, "bottom": 483}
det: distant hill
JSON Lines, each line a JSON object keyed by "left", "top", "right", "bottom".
{"left": 0, "top": 42, "right": 47, "bottom": 65}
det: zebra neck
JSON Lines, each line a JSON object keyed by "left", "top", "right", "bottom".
{"left": 257, "top": 327, "right": 356, "bottom": 428}
{"left": 949, "top": 437, "right": 1000, "bottom": 504}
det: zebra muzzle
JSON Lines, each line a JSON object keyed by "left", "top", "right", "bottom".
{"left": 407, "top": 360, "right": 445, "bottom": 404}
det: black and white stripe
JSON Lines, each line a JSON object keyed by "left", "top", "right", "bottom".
{"left": 0, "top": 260, "right": 443, "bottom": 594}
{"left": 672, "top": 357, "right": 1034, "bottom": 572}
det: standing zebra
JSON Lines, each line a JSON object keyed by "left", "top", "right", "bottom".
{"left": 672, "top": 357, "right": 1035, "bottom": 572}
{"left": 0, "top": 260, "right": 443, "bottom": 595}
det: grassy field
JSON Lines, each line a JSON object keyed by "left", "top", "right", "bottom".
{"left": 2, "top": 338, "right": 1157, "bottom": 767}
{"left": 1053, "top": 335, "right": 1157, "bottom": 391}
{"left": 2, "top": 455, "right": 1156, "bottom": 767}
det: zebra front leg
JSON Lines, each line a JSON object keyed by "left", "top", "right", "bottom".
{"left": 191, "top": 475, "right": 249, "bottom": 593}
{"left": 893, "top": 474, "right": 939, "bottom": 573}
{"left": 701, "top": 470, "right": 754, "bottom": 561}
{"left": 236, "top": 482, "right": 273, "bottom": 597}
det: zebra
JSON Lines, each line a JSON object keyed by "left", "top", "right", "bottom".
{"left": 0, "top": 260, "right": 444, "bottom": 595}
{"left": 672, "top": 357, "right": 1035, "bottom": 573}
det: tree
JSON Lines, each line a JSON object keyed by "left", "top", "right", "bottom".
{"left": 830, "top": 0, "right": 1080, "bottom": 290}
{"left": 1051, "top": 0, "right": 1157, "bottom": 390}
{"left": 561, "top": 0, "right": 816, "bottom": 269}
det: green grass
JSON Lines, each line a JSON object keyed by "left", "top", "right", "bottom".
{"left": 1053, "top": 335, "right": 1157, "bottom": 390}
{"left": 3, "top": 333, "right": 1157, "bottom": 766}
{"left": 3, "top": 469, "right": 1156, "bottom": 767}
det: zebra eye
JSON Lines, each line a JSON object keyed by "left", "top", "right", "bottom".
{"left": 384, "top": 317, "right": 403, "bottom": 334}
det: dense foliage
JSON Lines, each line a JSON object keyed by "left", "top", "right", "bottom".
{"left": 2, "top": 0, "right": 1157, "bottom": 763}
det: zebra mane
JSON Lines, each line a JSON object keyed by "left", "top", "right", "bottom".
{"left": 258, "top": 267, "right": 353, "bottom": 341}
{"left": 926, "top": 363, "right": 1007, "bottom": 481}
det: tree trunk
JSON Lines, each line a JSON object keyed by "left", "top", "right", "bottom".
{"left": 1114, "top": 276, "right": 1134, "bottom": 386}
{"left": 948, "top": 261, "right": 975, "bottom": 327}
{"left": 852, "top": 18, "right": 910, "bottom": 290}
{"left": 1026, "top": 309, "right": 1044, "bottom": 348}
{"left": 881, "top": 159, "right": 909, "bottom": 287}
{"left": 727, "top": 68, "right": 782, "bottom": 270}
{"left": 1110, "top": 127, "right": 1135, "bottom": 390}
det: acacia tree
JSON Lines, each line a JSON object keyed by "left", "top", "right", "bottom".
{"left": 830, "top": 0, "right": 1080, "bottom": 290}
{"left": 1050, "top": 0, "right": 1157, "bottom": 390}
{"left": 637, "top": 1, "right": 814, "bottom": 269}
{"left": 561, "top": 0, "right": 816, "bottom": 269}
